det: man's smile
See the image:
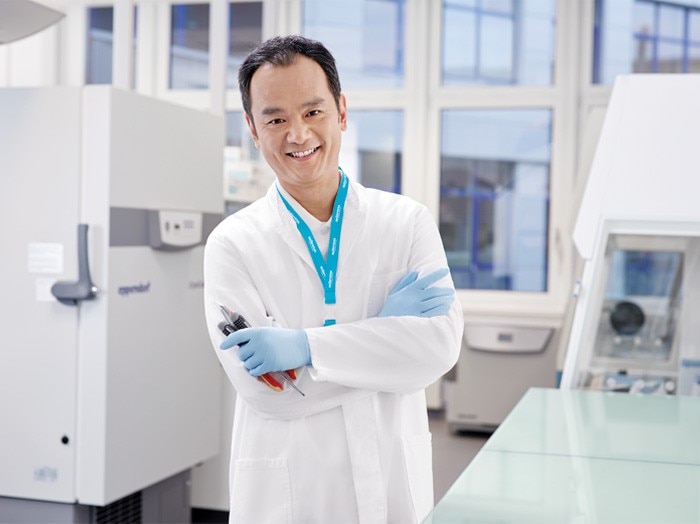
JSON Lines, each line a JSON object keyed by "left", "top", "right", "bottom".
{"left": 287, "top": 146, "right": 320, "bottom": 158}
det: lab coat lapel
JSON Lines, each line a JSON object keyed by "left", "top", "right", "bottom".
{"left": 336, "top": 182, "right": 365, "bottom": 274}
{"left": 269, "top": 185, "right": 319, "bottom": 275}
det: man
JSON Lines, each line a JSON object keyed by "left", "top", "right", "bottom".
{"left": 204, "top": 34, "right": 463, "bottom": 523}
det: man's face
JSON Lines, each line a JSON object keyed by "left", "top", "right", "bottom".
{"left": 245, "top": 55, "right": 347, "bottom": 195}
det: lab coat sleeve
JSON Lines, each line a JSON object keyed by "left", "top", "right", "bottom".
{"left": 203, "top": 230, "right": 295, "bottom": 416}
{"left": 306, "top": 205, "right": 465, "bottom": 393}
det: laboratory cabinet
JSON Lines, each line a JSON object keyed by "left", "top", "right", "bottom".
{"left": 0, "top": 86, "right": 224, "bottom": 519}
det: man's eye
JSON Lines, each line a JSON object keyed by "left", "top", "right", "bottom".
{"left": 267, "top": 118, "right": 285, "bottom": 125}
{"left": 307, "top": 110, "right": 321, "bottom": 117}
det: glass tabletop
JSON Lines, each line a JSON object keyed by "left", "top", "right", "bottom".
{"left": 428, "top": 449, "right": 700, "bottom": 523}
{"left": 427, "top": 388, "right": 700, "bottom": 523}
{"left": 485, "top": 388, "right": 700, "bottom": 465}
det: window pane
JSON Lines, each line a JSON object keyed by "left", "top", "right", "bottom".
{"left": 225, "top": 110, "right": 261, "bottom": 160}
{"left": 690, "top": 44, "right": 700, "bottom": 71}
{"left": 224, "top": 111, "right": 268, "bottom": 215}
{"left": 439, "top": 109, "right": 551, "bottom": 291}
{"left": 86, "top": 7, "right": 113, "bottom": 84}
{"left": 226, "top": 111, "right": 244, "bottom": 148}
{"left": 633, "top": 37, "right": 655, "bottom": 72}
{"left": 339, "top": 110, "right": 403, "bottom": 193}
{"left": 442, "top": 0, "right": 555, "bottom": 86}
{"left": 443, "top": 9, "right": 477, "bottom": 82}
{"left": 658, "top": 4, "right": 684, "bottom": 39}
{"left": 691, "top": 11, "right": 700, "bottom": 41}
{"left": 302, "top": 0, "right": 405, "bottom": 88}
{"left": 479, "top": 15, "right": 514, "bottom": 82}
{"left": 86, "top": 7, "right": 138, "bottom": 86}
{"left": 170, "top": 3, "right": 210, "bottom": 89}
{"left": 226, "top": 2, "right": 263, "bottom": 89}
{"left": 657, "top": 41, "right": 684, "bottom": 72}
{"left": 633, "top": 2, "right": 655, "bottom": 36}
{"left": 594, "top": 0, "right": 700, "bottom": 83}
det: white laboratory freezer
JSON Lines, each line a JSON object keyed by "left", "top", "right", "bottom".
{"left": 445, "top": 320, "right": 560, "bottom": 433}
{"left": 0, "top": 86, "right": 224, "bottom": 511}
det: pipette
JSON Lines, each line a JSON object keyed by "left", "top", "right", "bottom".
{"left": 218, "top": 304, "right": 305, "bottom": 396}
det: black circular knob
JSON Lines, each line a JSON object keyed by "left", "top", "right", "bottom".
{"left": 61, "top": 435, "right": 70, "bottom": 445}
{"left": 610, "top": 301, "right": 645, "bottom": 335}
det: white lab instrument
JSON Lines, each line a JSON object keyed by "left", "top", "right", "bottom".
{"left": 562, "top": 75, "right": 700, "bottom": 396}
{"left": 0, "top": 86, "right": 224, "bottom": 518}
{"left": 444, "top": 318, "right": 560, "bottom": 432}
{"left": 0, "top": 0, "right": 64, "bottom": 44}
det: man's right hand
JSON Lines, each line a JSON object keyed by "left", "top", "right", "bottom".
{"left": 378, "top": 268, "right": 455, "bottom": 318}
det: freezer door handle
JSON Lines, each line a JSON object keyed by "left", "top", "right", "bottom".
{"left": 51, "top": 224, "right": 99, "bottom": 305}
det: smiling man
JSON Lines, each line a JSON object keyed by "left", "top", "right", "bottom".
{"left": 203, "top": 35, "right": 464, "bottom": 523}
{"left": 242, "top": 41, "right": 347, "bottom": 223}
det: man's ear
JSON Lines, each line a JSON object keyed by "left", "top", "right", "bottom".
{"left": 245, "top": 113, "right": 260, "bottom": 147}
{"left": 338, "top": 93, "right": 348, "bottom": 131}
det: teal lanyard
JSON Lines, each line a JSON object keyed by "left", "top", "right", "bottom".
{"left": 277, "top": 169, "right": 349, "bottom": 326}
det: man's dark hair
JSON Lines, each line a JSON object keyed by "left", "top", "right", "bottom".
{"left": 238, "top": 34, "right": 342, "bottom": 119}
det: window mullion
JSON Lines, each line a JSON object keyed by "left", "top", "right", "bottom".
{"left": 398, "top": 0, "right": 432, "bottom": 209}
{"left": 208, "top": 0, "right": 227, "bottom": 115}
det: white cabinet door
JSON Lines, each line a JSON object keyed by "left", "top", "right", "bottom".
{"left": 0, "top": 87, "right": 83, "bottom": 502}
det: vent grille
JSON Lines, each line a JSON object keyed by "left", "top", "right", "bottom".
{"left": 94, "top": 491, "right": 142, "bottom": 524}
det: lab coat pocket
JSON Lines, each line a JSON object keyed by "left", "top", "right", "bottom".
{"left": 367, "top": 269, "right": 406, "bottom": 318}
{"left": 402, "top": 433, "right": 434, "bottom": 522}
{"left": 230, "top": 458, "right": 292, "bottom": 524}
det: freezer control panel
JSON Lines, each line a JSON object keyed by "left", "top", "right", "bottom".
{"left": 148, "top": 210, "right": 202, "bottom": 250}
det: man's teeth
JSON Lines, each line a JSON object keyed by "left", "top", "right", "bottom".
{"left": 289, "top": 147, "right": 317, "bottom": 158}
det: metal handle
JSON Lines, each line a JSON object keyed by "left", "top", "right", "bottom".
{"left": 51, "top": 224, "right": 98, "bottom": 306}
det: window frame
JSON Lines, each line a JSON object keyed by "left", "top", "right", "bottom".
{"left": 422, "top": 0, "right": 577, "bottom": 317}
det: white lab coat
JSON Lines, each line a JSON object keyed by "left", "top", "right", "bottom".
{"left": 204, "top": 179, "right": 463, "bottom": 524}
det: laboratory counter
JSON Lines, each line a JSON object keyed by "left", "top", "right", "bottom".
{"left": 427, "top": 387, "right": 700, "bottom": 523}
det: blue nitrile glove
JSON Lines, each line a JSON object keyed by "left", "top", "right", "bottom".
{"left": 219, "top": 327, "right": 311, "bottom": 377}
{"left": 378, "top": 268, "right": 455, "bottom": 318}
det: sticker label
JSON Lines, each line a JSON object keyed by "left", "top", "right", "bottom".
{"left": 36, "top": 277, "right": 57, "bottom": 302}
{"left": 28, "top": 243, "right": 64, "bottom": 274}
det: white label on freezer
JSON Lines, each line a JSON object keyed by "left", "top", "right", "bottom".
{"left": 36, "top": 277, "right": 57, "bottom": 302}
{"left": 28, "top": 243, "right": 64, "bottom": 274}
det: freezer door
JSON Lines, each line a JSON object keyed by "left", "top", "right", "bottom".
{"left": 0, "top": 87, "right": 83, "bottom": 502}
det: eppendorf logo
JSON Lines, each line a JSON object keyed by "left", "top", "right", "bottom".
{"left": 118, "top": 282, "right": 151, "bottom": 296}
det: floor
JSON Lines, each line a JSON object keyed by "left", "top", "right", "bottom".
{"left": 192, "top": 410, "right": 490, "bottom": 522}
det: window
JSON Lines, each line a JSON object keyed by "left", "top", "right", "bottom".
{"left": 442, "top": 0, "right": 557, "bottom": 85}
{"left": 301, "top": 1, "right": 404, "bottom": 193}
{"left": 340, "top": 110, "right": 403, "bottom": 193}
{"left": 439, "top": 109, "right": 551, "bottom": 291}
{"left": 170, "top": 2, "right": 263, "bottom": 90}
{"left": 226, "top": 2, "right": 264, "bottom": 89}
{"left": 302, "top": 0, "right": 405, "bottom": 88}
{"left": 86, "top": 6, "right": 138, "bottom": 85}
{"left": 86, "top": 7, "right": 113, "bottom": 84}
{"left": 223, "top": 110, "right": 270, "bottom": 215}
{"left": 170, "top": 3, "right": 210, "bottom": 89}
{"left": 153, "top": 0, "right": 566, "bottom": 302}
{"left": 594, "top": 0, "right": 700, "bottom": 83}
